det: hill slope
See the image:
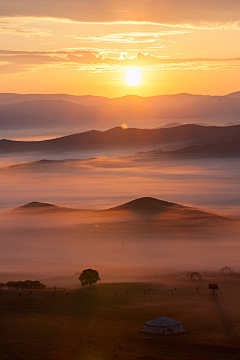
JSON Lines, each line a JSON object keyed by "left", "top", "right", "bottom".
{"left": 167, "top": 138, "right": 240, "bottom": 158}
{"left": 1, "top": 124, "right": 240, "bottom": 154}
{"left": 1, "top": 92, "right": 240, "bottom": 132}
{"left": 10, "top": 197, "right": 228, "bottom": 221}
{"left": 107, "top": 197, "right": 181, "bottom": 213}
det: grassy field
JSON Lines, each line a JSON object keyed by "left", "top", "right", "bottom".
{"left": 1, "top": 278, "right": 240, "bottom": 360}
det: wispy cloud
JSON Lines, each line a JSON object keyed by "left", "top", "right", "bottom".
{"left": 1, "top": 48, "right": 240, "bottom": 74}
{"left": 70, "top": 30, "right": 190, "bottom": 44}
{"left": 2, "top": 16, "right": 240, "bottom": 32}
{"left": 0, "top": 19, "right": 52, "bottom": 37}
{"left": 1, "top": 1, "right": 240, "bottom": 27}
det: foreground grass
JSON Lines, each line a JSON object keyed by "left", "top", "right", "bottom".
{"left": 1, "top": 280, "right": 240, "bottom": 360}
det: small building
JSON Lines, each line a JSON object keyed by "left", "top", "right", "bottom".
{"left": 220, "top": 266, "right": 233, "bottom": 275}
{"left": 190, "top": 272, "right": 202, "bottom": 280}
{"left": 143, "top": 317, "right": 184, "bottom": 335}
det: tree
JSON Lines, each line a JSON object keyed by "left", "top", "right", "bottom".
{"left": 24, "top": 280, "right": 45, "bottom": 290}
{"left": 5, "top": 280, "right": 45, "bottom": 290}
{"left": 79, "top": 268, "right": 100, "bottom": 287}
{"left": 6, "top": 281, "right": 19, "bottom": 289}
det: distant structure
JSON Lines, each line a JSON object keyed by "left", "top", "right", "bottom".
{"left": 143, "top": 317, "right": 184, "bottom": 335}
{"left": 209, "top": 283, "right": 219, "bottom": 296}
{"left": 190, "top": 272, "right": 202, "bottom": 281}
{"left": 220, "top": 266, "right": 233, "bottom": 275}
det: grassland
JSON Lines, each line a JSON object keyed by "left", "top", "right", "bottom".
{"left": 1, "top": 277, "right": 240, "bottom": 360}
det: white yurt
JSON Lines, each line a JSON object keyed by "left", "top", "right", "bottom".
{"left": 143, "top": 317, "right": 184, "bottom": 335}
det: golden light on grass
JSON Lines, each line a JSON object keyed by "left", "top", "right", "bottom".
{"left": 125, "top": 68, "right": 141, "bottom": 86}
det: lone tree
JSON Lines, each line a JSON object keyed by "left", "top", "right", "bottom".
{"left": 79, "top": 268, "right": 100, "bottom": 287}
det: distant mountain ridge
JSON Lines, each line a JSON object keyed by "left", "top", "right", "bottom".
{"left": 0, "top": 91, "right": 240, "bottom": 132}
{"left": 0, "top": 93, "right": 109, "bottom": 106}
{"left": 1, "top": 124, "right": 240, "bottom": 155}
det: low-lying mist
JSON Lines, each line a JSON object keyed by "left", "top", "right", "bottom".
{"left": 0, "top": 153, "right": 240, "bottom": 284}
{"left": 0, "top": 156, "right": 240, "bottom": 215}
{"left": 0, "top": 204, "right": 240, "bottom": 284}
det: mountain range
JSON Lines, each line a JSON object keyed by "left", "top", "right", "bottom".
{"left": 1, "top": 124, "right": 240, "bottom": 158}
{"left": 0, "top": 92, "right": 240, "bottom": 132}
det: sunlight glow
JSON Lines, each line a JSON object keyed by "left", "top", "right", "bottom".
{"left": 125, "top": 68, "right": 141, "bottom": 86}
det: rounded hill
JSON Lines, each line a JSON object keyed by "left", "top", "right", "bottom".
{"left": 107, "top": 197, "right": 181, "bottom": 213}
{"left": 19, "top": 201, "right": 55, "bottom": 209}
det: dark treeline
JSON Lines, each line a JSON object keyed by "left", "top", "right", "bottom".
{"left": 0, "top": 280, "right": 45, "bottom": 290}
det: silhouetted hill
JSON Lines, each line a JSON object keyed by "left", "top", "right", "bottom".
{"left": 19, "top": 201, "right": 55, "bottom": 208}
{"left": 174, "top": 96, "right": 240, "bottom": 118}
{"left": 225, "top": 91, "right": 240, "bottom": 99}
{"left": 10, "top": 197, "right": 228, "bottom": 220}
{"left": 0, "top": 93, "right": 108, "bottom": 106}
{"left": 106, "top": 197, "right": 182, "bottom": 213}
{"left": 167, "top": 138, "right": 240, "bottom": 158}
{"left": 1, "top": 124, "right": 240, "bottom": 153}
{"left": 1, "top": 92, "right": 240, "bottom": 132}
{"left": 109, "top": 93, "right": 207, "bottom": 109}
{"left": 159, "top": 122, "right": 182, "bottom": 128}
{"left": 106, "top": 197, "right": 229, "bottom": 220}
{"left": 0, "top": 100, "right": 102, "bottom": 129}
{"left": 13, "top": 201, "right": 78, "bottom": 213}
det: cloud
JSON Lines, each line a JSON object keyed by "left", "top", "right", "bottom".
{"left": 0, "top": 49, "right": 94, "bottom": 74}
{"left": 68, "top": 51, "right": 240, "bottom": 68}
{"left": 0, "top": 19, "right": 52, "bottom": 37}
{"left": 0, "top": 49, "right": 97, "bottom": 56}
{"left": 1, "top": 1, "right": 240, "bottom": 26}
{"left": 70, "top": 30, "right": 190, "bottom": 44}
{"left": 1, "top": 49, "right": 240, "bottom": 74}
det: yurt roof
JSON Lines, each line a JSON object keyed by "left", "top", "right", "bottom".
{"left": 144, "top": 317, "right": 181, "bottom": 327}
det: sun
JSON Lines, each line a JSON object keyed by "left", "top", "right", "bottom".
{"left": 125, "top": 68, "right": 141, "bottom": 86}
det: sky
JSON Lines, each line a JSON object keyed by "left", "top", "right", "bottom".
{"left": 1, "top": 0, "right": 240, "bottom": 97}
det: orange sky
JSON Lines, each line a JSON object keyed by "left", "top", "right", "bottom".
{"left": 1, "top": 1, "right": 240, "bottom": 96}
